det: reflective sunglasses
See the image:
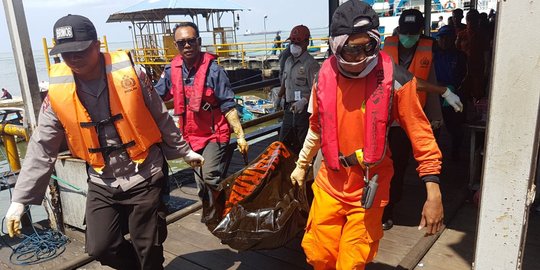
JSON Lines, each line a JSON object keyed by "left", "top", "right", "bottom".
{"left": 341, "top": 39, "right": 377, "bottom": 56}
{"left": 175, "top": 37, "right": 200, "bottom": 48}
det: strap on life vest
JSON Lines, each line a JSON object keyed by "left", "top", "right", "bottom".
{"left": 80, "top": 113, "right": 123, "bottom": 129}
{"left": 89, "top": 141, "right": 136, "bottom": 156}
{"left": 338, "top": 149, "right": 366, "bottom": 169}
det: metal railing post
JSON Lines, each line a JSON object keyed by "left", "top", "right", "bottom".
{"left": 42, "top": 37, "right": 51, "bottom": 72}
{"left": 1, "top": 134, "right": 20, "bottom": 172}
{"left": 0, "top": 123, "right": 27, "bottom": 172}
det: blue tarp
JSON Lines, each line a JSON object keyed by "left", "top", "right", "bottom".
{"left": 107, "top": 0, "right": 247, "bottom": 22}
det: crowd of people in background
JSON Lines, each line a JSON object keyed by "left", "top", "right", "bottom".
{"left": 275, "top": 4, "right": 497, "bottom": 238}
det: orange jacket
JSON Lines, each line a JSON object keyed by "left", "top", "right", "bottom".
{"left": 310, "top": 59, "right": 441, "bottom": 207}
{"left": 383, "top": 36, "right": 433, "bottom": 106}
{"left": 48, "top": 51, "right": 162, "bottom": 173}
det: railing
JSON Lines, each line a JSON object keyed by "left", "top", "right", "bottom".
{"left": 42, "top": 35, "right": 328, "bottom": 75}
{"left": 0, "top": 109, "right": 29, "bottom": 188}
{"left": 127, "top": 37, "right": 330, "bottom": 69}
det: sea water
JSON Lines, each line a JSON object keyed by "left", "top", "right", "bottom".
{"left": 0, "top": 41, "right": 133, "bottom": 98}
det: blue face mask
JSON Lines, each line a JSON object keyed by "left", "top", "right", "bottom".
{"left": 399, "top": 34, "right": 420, "bottom": 49}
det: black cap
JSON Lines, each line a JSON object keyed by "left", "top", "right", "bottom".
{"left": 398, "top": 9, "right": 424, "bottom": 35}
{"left": 330, "top": 0, "right": 379, "bottom": 37}
{"left": 49, "top": 14, "right": 97, "bottom": 55}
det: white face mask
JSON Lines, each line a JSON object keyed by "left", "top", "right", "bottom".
{"left": 290, "top": 44, "right": 303, "bottom": 58}
{"left": 336, "top": 54, "right": 378, "bottom": 79}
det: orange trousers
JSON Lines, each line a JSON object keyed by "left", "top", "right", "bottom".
{"left": 302, "top": 183, "right": 384, "bottom": 270}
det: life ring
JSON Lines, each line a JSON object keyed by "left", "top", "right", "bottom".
{"left": 444, "top": 0, "right": 456, "bottom": 10}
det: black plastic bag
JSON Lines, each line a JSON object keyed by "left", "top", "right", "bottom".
{"left": 202, "top": 141, "right": 310, "bottom": 251}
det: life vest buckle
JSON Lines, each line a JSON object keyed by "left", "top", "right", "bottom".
{"left": 202, "top": 102, "right": 212, "bottom": 111}
{"left": 339, "top": 153, "right": 359, "bottom": 168}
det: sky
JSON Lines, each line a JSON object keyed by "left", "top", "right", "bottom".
{"left": 0, "top": 0, "right": 329, "bottom": 53}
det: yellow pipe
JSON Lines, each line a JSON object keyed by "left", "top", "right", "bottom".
{"left": 1, "top": 124, "right": 29, "bottom": 139}
{"left": 42, "top": 38, "right": 51, "bottom": 73}
{"left": 1, "top": 134, "right": 21, "bottom": 172}
{"left": 102, "top": 35, "right": 109, "bottom": 52}
{"left": 241, "top": 44, "right": 246, "bottom": 68}
{"left": 0, "top": 123, "right": 28, "bottom": 172}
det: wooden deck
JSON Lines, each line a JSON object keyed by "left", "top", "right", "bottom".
{"left": 1, "top": 130, "right": 540, "bottom": 269}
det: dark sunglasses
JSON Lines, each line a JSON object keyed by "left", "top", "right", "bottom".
{"left": 341, "top": 39, "right": 377, "bottom": 56}
{"left": 175, "top": 37, "right": 200, "bottom": 48}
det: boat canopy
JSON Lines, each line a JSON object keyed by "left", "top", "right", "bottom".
{"left": 107, "top": 0, "right": 247, "bottom": 23}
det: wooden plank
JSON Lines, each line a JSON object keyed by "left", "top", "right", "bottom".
{"left": 164, "top": 238, "right": 238, "bottom": 269}
{"left": 0, "top": 228, "right": 87, "bottom": 270}
{"left": 74, "top": 261, "right": 113, "bottom": 269}
{"left": 415, "top": 203, "right": 476, "bottom": 270}
{"left": 168, "top": 211, "right": 302, "bottom": 270}
{"left": 255, "top": 248, "right": 311, "bottom": 270}
{"left": 163, "top": 250, "right": 208, "bottom": 270}
{"left": 397, "top": 225, "right": 446, "bottom": 270}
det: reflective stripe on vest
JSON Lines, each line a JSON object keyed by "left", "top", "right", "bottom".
{"left": 316, "top": 52, "right": 394, "bottom": 170}
{"left": 48, "top": 51, "right": 162, "bottom": 173}
{"left": 383, "top": 36, "right": 433, "bottom": 106}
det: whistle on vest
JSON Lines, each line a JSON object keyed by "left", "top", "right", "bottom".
{"left": 355, "top": 149, "right": 366, "bottom": 169}
{"left": 361, "top": 174, "right": 379, "bottom": 209}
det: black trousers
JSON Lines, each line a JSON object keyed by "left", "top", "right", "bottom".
{"left": 85, "top": 171, "right": 168, "bottom": 270}
{"left": 279, "top": 103, "right": 310, "bottom": 155}
{"left": 383, "top": 126, "right": 412, "bottom": 222}
{"left": 441, "top": 105, "right": 465, "bottom": 157}
{"left": 194, "top": 141, "right": 228, "bottom": 199}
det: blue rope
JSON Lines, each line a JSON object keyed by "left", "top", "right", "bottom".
{"left": 1, "top": 208, "right": 69, "bottom": 265}
{"left": 1, "top": 174, "right": 70, "bottom": 265}
{"left": 0, "top": 122, "right": 69, "bottom": 265}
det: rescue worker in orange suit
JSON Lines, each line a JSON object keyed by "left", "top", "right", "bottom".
{"left": 155, "top": 22, "right": 248, "bottom": 199}
{"left": 290, "top": 1, "right": 444, "bottom": 269}
{"left": 381, "top": 9, "right": 462, "bottom": 230}
{"left": 4, "top": 15, "right": 204, "bottom": 270}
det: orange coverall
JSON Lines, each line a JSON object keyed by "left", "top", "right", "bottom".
{"left": 302, "top": 70, "right": 442, "bottom": 270}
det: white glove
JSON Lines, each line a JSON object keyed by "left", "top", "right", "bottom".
{"left": 5, "top": 202, "right": 24, "bottom": 237}
{"left": 290, "top": 98, "right": 308, "bottom": 114}
{"left": 441, "top": 87, "right": 463, "bottom": 113}
{"left": 291, "top": 166, "right": 308, "bottom": 187}
{"left": 290, "top": 128, "right": 321, "bottom": 187}
{"left": 183, "top": 150, "right": 204, "bottom": 168}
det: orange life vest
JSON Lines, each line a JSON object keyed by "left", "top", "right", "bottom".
{"left": 383, "top": 36, "right": 433, "bottom": 106}
{"left": 48, "top": 51, "right": 162, "bottom": 173}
